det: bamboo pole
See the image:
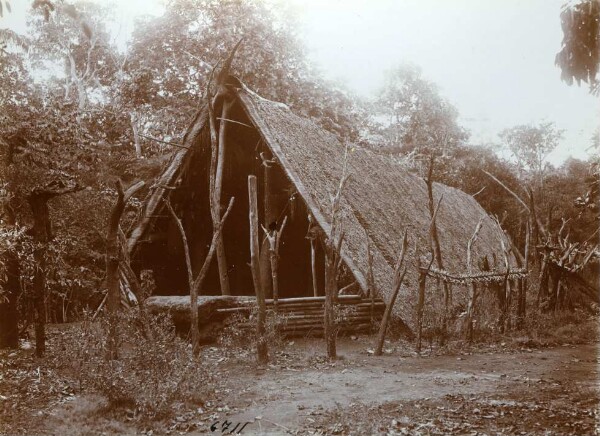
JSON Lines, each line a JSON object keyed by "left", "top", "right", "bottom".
{"left": 248, "top": 175, "right": 268, "bottom": 364}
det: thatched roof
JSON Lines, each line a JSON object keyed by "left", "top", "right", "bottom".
{"left": 128, "top": 78, "right": 516, "bottom": 326}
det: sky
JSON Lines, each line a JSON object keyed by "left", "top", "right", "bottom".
{"left": 2, "top": 0, "right": 598, "bottom": 165}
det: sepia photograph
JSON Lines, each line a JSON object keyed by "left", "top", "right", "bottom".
{"left": 0, "top": 0, "right": 599, "bottom": 434}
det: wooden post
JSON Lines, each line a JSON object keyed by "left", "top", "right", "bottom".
{"left": 307, "top": 214, "right": 319, "bottom": 297}
{"left": 416, "top": 195, "right": 442, "bottom": 353}
{"left": 365, "top": 231, "right": 376, "bottom": 323}
{"left": 416, "top": 265, "right": 427, "bottom": 354}
{"left": 516, "top": 220, "right": 530, "bottom": 328}
{"left": 425, "top": 157, "right": 450, "bottom": 344}
{"left": 215, "top": 99, "right": 232, "bottom": 295}
{"left": 311, "top": 240, "right": 318, "bottom": 296}
{"left": 323, "top": 233, "right": 343, "bottom": 360}
{"left": 465, "top": 283, "right": 478, "bottom": 341}
{"left": 499, "top": 239, "right": 512, "bottom": 332}
{"left": 164, "top": 198, "right": 197, "bottom": 353}
{"left": 207, "top": 91, "right": 232, "bottom": 296}
{"left": 374, "top": 229, "right": 408, "bottom": 356}
{"left": 464, "top": 218, "right": 483, "bottom": 341}
{"left": 322, "top": 150, "right": 349, "bottom": 361}
{"left": 165, "top": 196, "right": 235, "bottom": 355}
{"left": 248, "top": 175, "right": 268, "bottom": 364}
{"left": 260, "top": 152, "right": 276, "bottom": 298}
{"left": 264, "top": 216, "right": 288, "bottom": 312}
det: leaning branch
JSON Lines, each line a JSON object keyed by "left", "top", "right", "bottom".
{"left": 482, "top": 169, "right": 530, "bottom": 213}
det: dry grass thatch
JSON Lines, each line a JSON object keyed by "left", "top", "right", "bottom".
{"left": 128, "top": 78, "right": 516, "bottom": 328}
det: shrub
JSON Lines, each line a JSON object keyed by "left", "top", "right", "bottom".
{"left": 218, "top": 308, "right": 289, "bottom": 359}
{"left": 67, "top": 310, "right": 211, "bottom": 419}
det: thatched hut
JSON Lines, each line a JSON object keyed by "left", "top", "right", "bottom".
{"left": 127, "top": 75, "right": 516, "bottom": 330}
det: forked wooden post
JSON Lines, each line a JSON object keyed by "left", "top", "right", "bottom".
{"left": 165, "top": 196, "right": 235, "bottom": 356}
{"left": 323, "top": 151, "right": 350, "bottom": 361}
{"left": 248, "top": 175, "right": 268, "bottom": 364}
{"left": 374, "top": 229, "right": 409, "bottom": 356}
{"left": 264, "top": 216, "right": 288, "bottom": 312}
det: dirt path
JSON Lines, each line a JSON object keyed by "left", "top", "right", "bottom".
{"left": 208, "top": 340, "right": 599, "bottom": 435}
{"left": 4, "top": 338, "right": 597, "bottom": 435}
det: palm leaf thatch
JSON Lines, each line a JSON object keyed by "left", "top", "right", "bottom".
{"left": 127, "top": 77, "right": 516, "bottom": 328}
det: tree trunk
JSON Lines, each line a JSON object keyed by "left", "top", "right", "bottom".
{"left": 106, "top": 180, "right": 144, "bottom": 359}
{"left": 130, "top": 112, "right": 142, "bottom": 158}
{"left": 0, "top": 202, "right": 20, "bottom": 349}
{"left": 0, "top": 251, "right": 21, "bottom": 349}
{"left": 28, "top": 194, "right": 52, "bottom": 358}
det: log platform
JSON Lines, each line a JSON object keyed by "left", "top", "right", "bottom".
{"left": 145, "top": 294, "right": 385, "bottom": 339}
{"left": 220, "top": 295, "right": 385, "bottom": 337}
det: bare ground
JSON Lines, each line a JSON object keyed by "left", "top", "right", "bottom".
{"left": 1, "top": 333, "right": 599, "bottom": 435}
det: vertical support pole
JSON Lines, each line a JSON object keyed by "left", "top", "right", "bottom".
{"left": 365, "top": 236, "right": 375, "bottom": 324}
{"left": 465, "top": 283, "right": 478, "bottom": 342}
{"left": 260, "top": 152, "right": 275, "bottom": 298}
{"left": 517, "top": 220, "right": 530, "bottom": 328}
{"left": 308, "top": 215, "right": 319, "bottom": 297}
{"left": 211, "top": 98, "right": 232, "bottom": 295}
{"left": 374, "top": 229, "right": 408, "bottom": 356}
{"left": 426, "top": 157, "right": 450, "bottom": 344}
{"left": 248, "top": 175, "right": 268, "bottom": 364}
{"left": 323, "top": 254, "right": 337, "bottom": 359}
{"left": 416, "top": 266, "right": 427, "bottom": 354}
{"left": 265, "top": 217, "right": 287, "bottom": 313}
{"left": 311, "top": 240, "right": 318, "bottom": 296}
{"left": 465, "top": 218, "right": 483, "bottom": 341}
